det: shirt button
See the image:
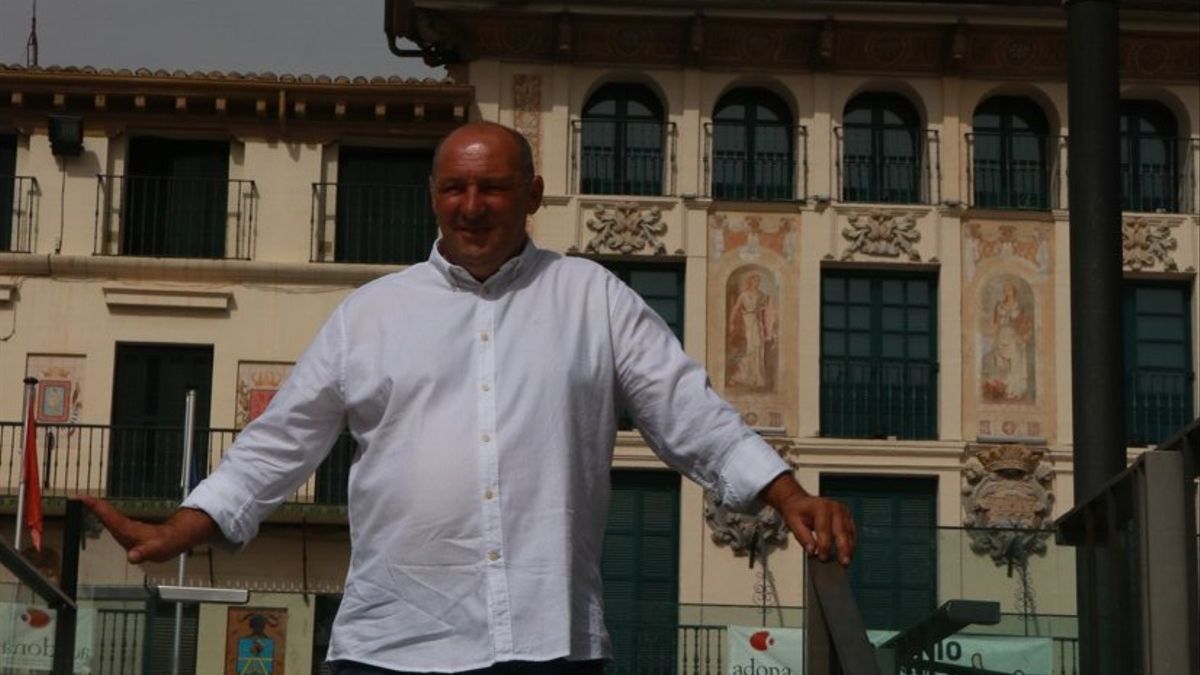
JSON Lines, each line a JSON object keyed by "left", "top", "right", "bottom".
{"left": 480, "top": 332, "right": 490, "bottom": 342}
{"left": 480, "top": 433, "right": 491, "bottom": 443}
{"left": 487, "top": 551, "right": 501, "bottom": 562}
{"left": 481, "top": 383, "right": 490, "bottom": 392}
{"left": 484, "top": 489, "right": 495, "bottom": 500}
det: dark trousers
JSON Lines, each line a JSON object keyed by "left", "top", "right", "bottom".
{"left": 330, "top": 658, "right": 606, "bottom": 675}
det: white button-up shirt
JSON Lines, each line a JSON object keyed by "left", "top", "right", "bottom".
{"left": 183, "top": 242, "right": 790, "bottom": 672}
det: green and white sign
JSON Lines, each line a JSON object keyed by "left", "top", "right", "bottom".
{"left": 0, "top": 602, "right": 96, "bottom": 673}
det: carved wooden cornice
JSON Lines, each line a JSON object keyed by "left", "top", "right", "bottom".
{"left": 399, "top": 8, "right": 1199, "bottom": 82}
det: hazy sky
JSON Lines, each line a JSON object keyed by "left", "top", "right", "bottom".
{"left": 0, "top": 0, "right": 443, "bottom": 79}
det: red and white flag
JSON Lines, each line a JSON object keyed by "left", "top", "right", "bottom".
{"left": 21, "top": 392, "right": 42, "bottom": 551}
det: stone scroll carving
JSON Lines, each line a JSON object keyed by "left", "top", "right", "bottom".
{"left": 703, "top": 490, "right": 788, "bottom": 561}
{"left": 840, "top": 211, "right": 922, "bottom": 261}
{"left": 1122, "top": 216, "right": 1178, "bottom": 272}
{"left": 584, "top": 202, "right": 667, "bottom": 255}
{"left": 962, "top": 443, "right": 1055, "bottom": 565}
{"left": 703, "top": 440, "right": 800, "bottom": 559}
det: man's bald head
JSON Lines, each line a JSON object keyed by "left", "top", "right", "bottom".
{"left": 433, "top": 122, "right": 536, "bottom": 184}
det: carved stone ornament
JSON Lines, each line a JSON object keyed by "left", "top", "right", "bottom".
{"left": 840, "top": 211, "right": 921, "bottom": 261}
{"left": 1122, "top": 216, "right": 1178, "bottom": 272}
{"left": 962, "top": 443, "right": 1055, "bottom": 565}
{"left": 703, "top": 489, "right": 789, "bottom": 560}
{"left": 585, "top": 202, "right": 667, "bottom": 255}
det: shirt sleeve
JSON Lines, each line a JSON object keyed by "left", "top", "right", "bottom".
{"left": 606, "top": 274, "right": 789, "bottom": 512}
{"left": 182, "top": 305, "right": 348, "bottom": 546}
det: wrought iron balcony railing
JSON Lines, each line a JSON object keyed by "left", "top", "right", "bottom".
{"left": 704, "top": 122, "right": 808, "bottom": 201}
{"left": 0, "top": 422, "right": 355, "bottom": 507}
{"left": 834, "top": 128, "right": 941, "bottom": 205}
{"left": 1, "top": 175, "right": 39, "bottom": 253}
{"left": 1127, "top": 366, "right": 1194, "bottom": 446}
{"left": 820, "top": 358, "right": 938, "bottom": 440}
{"left": 1120, "top": 136, "right": 1199, "bottom": 214}
{"left": 966, "top": 132, "right": 1066, "bottom": 210}
{"left": 570, "top": 119, "right": 677, "bottom": 197}
{"left": 94, "top": 175, "right": 257, "bottom": 259}
{"left": 310, "top": 182, "right": 436, "bottom": 264}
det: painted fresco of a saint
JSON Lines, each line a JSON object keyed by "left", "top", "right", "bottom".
{"left": 726, "top": 268, "right": 778, "bottom": 392}
{"left": 980, "top": 276, "right": 1036, "bottom": 403}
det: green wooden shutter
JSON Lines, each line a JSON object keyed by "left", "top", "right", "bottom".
{"left": 0, "top": 134, "right": 15, "bottom": 252}
{"left": 109, "top": 344, "right": 213, "bottom": 499}
{"left": 147, "top": 603, "right": 198, "bottom": 675}
{"left": 125, "top": 137, "right": 229, "bottom": 258}
{"left": 821, "top": 271, "right": 938, "bottom": 439}
{"left": 603, "top": 471, "right": 680, "bottom": 674}
{"left": 1123, "top": 282, "right": 1194, "bottom": 445}
{"left": 820, "top": 475, "right": 937, "bottom": 632}
{"left": 335, "top": 146, "right": 435, "bottom": 264}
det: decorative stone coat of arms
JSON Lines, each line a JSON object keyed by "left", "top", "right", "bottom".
{"left": 584, "top": 202, "right": 667, "bottom": 255}
{"left": 962, "top": 443, "right": 1055, "bottom": 564}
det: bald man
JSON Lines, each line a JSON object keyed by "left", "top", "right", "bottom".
{"left": 85, "top": 122, "right": 855, "bottom": 675}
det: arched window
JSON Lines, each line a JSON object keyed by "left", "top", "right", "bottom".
{"left": 1121, "top": 100, "right": 1179, "bottom": 213}
{"left": 580, "top": 83, "right": 665, "bottom": 196}
{"left": 972, "top": 97, "right": 1051, "bottom": 209}
{"left": 711, "top": 88, "right": 794, "bottom": 201}
{"left": 842, "top": 93, "right": 922, "bottom": 204}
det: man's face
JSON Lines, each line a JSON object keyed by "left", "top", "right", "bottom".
{"left": 430, "top": 125, "right": 544, "bottom": 281}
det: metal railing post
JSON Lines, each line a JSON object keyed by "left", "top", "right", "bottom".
{"left": 171, "top": 388, "right": 197, "bottom": 675}
{"left": 52, "top": 499, "right": 83, "bottom": 675}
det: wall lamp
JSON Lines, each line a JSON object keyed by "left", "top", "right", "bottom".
{"left": 49, "top": 114, "right": 84, "bottom": 156}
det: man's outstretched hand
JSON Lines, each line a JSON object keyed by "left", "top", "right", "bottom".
{"left": 760, "top": 473, "right": 856, "bottom": 567}
{"left": 79, "top": 496, "right": 221, "bottom": 564}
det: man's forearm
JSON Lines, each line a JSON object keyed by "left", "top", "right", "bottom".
{"left": 759, "top": 470, "right": 809, "bottom": 511}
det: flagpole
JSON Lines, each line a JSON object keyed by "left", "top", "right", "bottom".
{"left": 172, "top": 388, "right": 197, "bottom": 675}
{"left": 14, "top": 377, "right": 37, "bottom": 550}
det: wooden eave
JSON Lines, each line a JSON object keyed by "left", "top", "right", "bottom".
{"left": 0, "top": 68, "right": 474, "bottom": 140}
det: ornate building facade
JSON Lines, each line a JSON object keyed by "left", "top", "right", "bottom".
{"left": 0, "top": 0, "right": 1197, "bottom": 672}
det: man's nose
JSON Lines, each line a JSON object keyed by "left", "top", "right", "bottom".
{"left": 462, "top": 185, "right": 484, "bottom": 218}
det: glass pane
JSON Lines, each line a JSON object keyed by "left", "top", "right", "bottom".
{"left": 849, "top": 306, "right": 871, "bottom": 330}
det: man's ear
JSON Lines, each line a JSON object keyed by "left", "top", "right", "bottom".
{"left": 527, "top": 175, "right": 545, "bottom": 214}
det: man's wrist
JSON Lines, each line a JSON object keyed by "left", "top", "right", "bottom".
{"left": 759, "top": 471, "right": 810, "bottom": 511}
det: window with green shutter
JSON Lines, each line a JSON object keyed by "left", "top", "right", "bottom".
{"left": 1, "top": 133, "right": 15, "bottom": 252}
{"left": 124, "top": 137, "right": 230, "bottom": 258}
{"left": 821, "top": 271, "right": 938, "bottom": 439}
{"left": 1124, "top": 281, "right": 1194, "bottom": 446}
{"left": 600, "top": 260, "right": 685, "bottom": 431}
{"left": 820, "top": 475, "right": 938, "bottom": 632}
{"left": 335, "top": 146, "right": 436, "bottom": 264}
{"left": 603, "top": 470, "right": 680, "bottom": 674}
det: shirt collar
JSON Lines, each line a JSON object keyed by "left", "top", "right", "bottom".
{"left": 428, "top": 238, "right": 538, "bottom": 292}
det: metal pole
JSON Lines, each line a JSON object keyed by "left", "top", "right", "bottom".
{"left": 172, "top": 388, "right": 197, "bottom": 675}
{"left": 51, "top": 499, "right": 82, "bottom": 675}
{"left": 14, "top": 376, "right": 38, "bottom": 550}
{"left": 1066, "top": 2, "right": 1124, "bottom": 674}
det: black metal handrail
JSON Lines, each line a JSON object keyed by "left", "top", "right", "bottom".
{"left": 94, "top": 174, "right": 257, "bottom": 259}
{"left": 0, "top": 422, "right": 354, "bottom": 506}
{"left": 834, "top": 127, "right": 941, "bottom": 205}
{"left": 966, "top": 132, "right": 1065, "bottom": 210}
{"left": 570, "top": 119, "right": 677, "bottom": 197}
{"left": 703, "top": 122, "right": 808, "bottom": 201}
{"left": 807, "top": 558, "right": 882, "bottom": 674}
{"left": 1, "top": 175, "right": 39, "bottom": 253}
{"left": 820, "top": 357, "right": 938, "bottom": 440}
{"left": 310, "top": 181, "right": 436, "bottom": 264}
